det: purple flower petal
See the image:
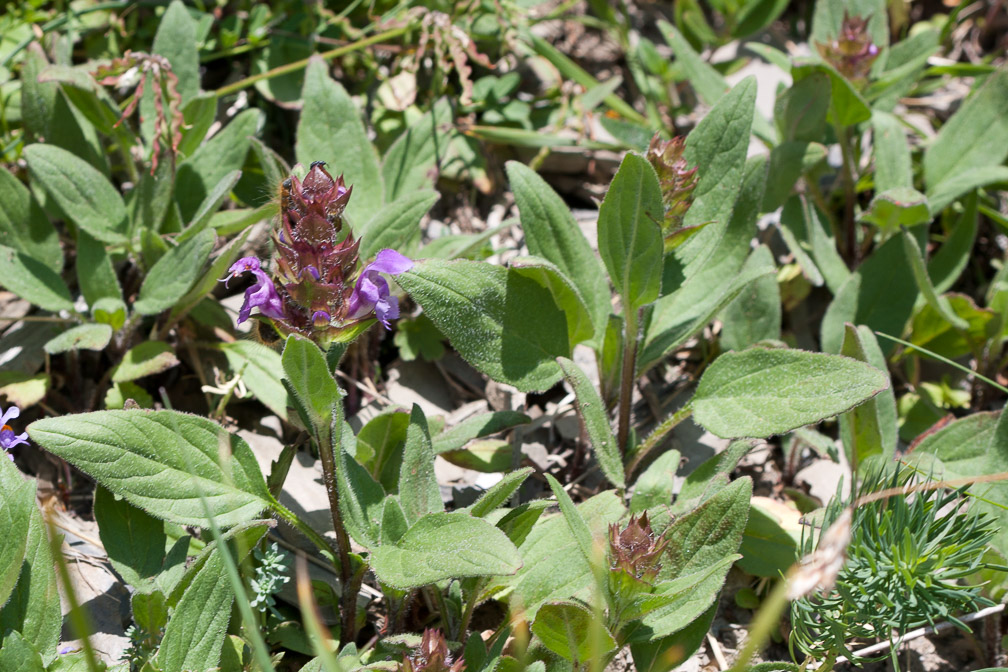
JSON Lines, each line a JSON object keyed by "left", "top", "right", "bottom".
{"left": 0, "top": 403, "right": 28, "bottom": 453}
{"left": 225, "top": 257, "right": 284, "bottom": 323}
{"left": 347, "top": 250, "right": 412, "bottom": 329}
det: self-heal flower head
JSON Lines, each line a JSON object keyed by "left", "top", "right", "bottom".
{"left": 348, "top": 249, "right": 414, "bottom": 329}
{"left": 608, "top": 512, "right": 669, "bottom": 584}
{"left": 816, "top": 13, "right": 879, "bottom": 83}
{"left": 1, "top": 404, "right": 29, "bottom": 460}
{"left": 401, "top": 629, "right": 465, "bottom": 672}
{"left": 225, "top": 256, "right": 284, "bottom": 324}
{"left": 645, "top": 135, "right": 700, "bottom": 251}
{"left": 221, "top": 163, "right": 414, "bottom": 344}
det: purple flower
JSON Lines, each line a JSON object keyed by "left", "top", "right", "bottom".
{"left": 1, "top": 404, "right": 28, "bottom": 460}
{"left": 225, "top": 257, "right": 285, "bottom": 324}
{"left": 347, "top": 249, "right": 413, "bottom": 329}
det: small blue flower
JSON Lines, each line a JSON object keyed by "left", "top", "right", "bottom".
{"left": 1, "top": 404, "right": 28, "bottom": 460}
{"left": 347, "top": 249, "right": 414, "bottom": 329}
{"left": 224, "top": 256, "right": 285, "bottom": 324}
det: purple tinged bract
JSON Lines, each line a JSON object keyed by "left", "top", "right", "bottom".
{"left": 347, "top": 249, "right": 414, "bottom": 329}
{"left": 225, "top": 256, "right": 285, "bottom": 324}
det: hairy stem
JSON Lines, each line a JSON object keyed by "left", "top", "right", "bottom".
{"left": 616, "top": 308, "right": 640, "bottom": 456}
{"left": 625, "top": 404, "right": 693, "bottom": 478}
{"left": 314, "top": 421, "right": 359, "bottom": 644}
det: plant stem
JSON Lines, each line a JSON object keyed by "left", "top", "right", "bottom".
{"left": 624, "top": 404, "right": 693, "bottom": 477}
{"left": 214, "top": 26, "right": 409, "bottom": 98}
{"left": 314, "top": 421, "right": 359, "bottom": 644}
{"left": 616, "top": 307, "right": 640, "bottom": 456}
{"left": 270, "top": 497, "right": 337, "bottom": 564}
{"left": 835, "top": 123, "right": 858, "bottom": 267}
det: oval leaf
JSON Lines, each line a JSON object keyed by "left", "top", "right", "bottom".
{"left": 134, "top": 228, "right": 216, "bottom": 315}
{"left": 28, "top": 410, "right": 273, "bottom": 528}
{"left": 112, "top": 341, "right": 180, "bottom": 383}
{"left": 369, "top": 511, "right": 522, "bottom": 589}
{"left": 24, "top": 144, "right": 127, "bottom": 243}
{"left": 532, "top": 600, "right": 616, "bottom": 663}
{"left": 692, "top": 348, "right": 889, "bottom": 439}
{"left": 0, "top": 244, "right": 74, "bottom": 313}
{"left": 398, "top": 259, "right": 577, "bottom": 392}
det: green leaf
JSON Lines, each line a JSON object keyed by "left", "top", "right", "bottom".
{"left": 636, "top": 478, "right": 751, "bottom": 638}
{"left": 630, "top": 602, "right": 715, "bottom": 672}
{"left": 926, "top": 165, "right": 1008, "bottom": 215}
{"left": 0, "top": 458, "right": 34, "bottom": 609}
{"left": 0, "top": 165, "right": 61, "bottom": 273}
{"left": 281, "top": 335, "right": 341, "bottom": 446}
{"left": 902, "top": 230, "right": 969, "bottom": 329}
{"left": 219, "top": 340, "right": 288, "bottom": 421}
{"left": 507, "top": 491, "right": 624, "bottom": 620}
{"left": 719, "top": 267, "right": 782, "bottom": 351}
{"left": 432, "top": 411, "right": 530, "bottom": 454}
{"left": 908, "top": 410, "right": 1008, "bottom": 557}
{"left": 676, "top": 77, "right": 757, "bottom": 271}
{"left": 335, "top": 432, "right": 386, "bottom": 549}
{"left": 397, "top": 260, "right": 576, "bottom": 392}
{"left": 791, "top": 61, "right": 871, "bottom": 127}
{"left": 908, "top": 293, "right": 994, "bottom": 361}
{"left": 544, "top": 474, "right": 598, "bottom": 567}
{"left": 774, "top": 69, "right": 829, "bottom": 143}
{"left": 28, "top": 410, "right": 272, "bottom": 528}
{"left": 737, "top": 503, "right": 797, "bottom": 577}
{"left": 924, "top": 66, "right": 1008, "bottom": 194}
{"left": 467, "top": 467, "right": 534, "bottom": 517}
{"left": 659, "top": 21, "right": 727, "bottom": 105}
{"left": 440, "top": 440, "right": 512, "bottom": 473}
{"left": 762, "top": 141, "right": 826, "bottom": 212}
{"left": 24, "top": 143, "right": 127, "bottom": 244}
{"left": 557, "top": 357, "right": 624, "bottom": 488}
{"left": 399, "top": 405, "right": 442, "bottom": 523}
{"left": 860, "top": 188, "right": 930, "bottom": 230}
{"left": 640, "top": 244, "right": 775, "bottom": 373}
{"left": 76, "top": 231, "right": 122, "bottom": 306}
{"left": 180, "top": 170, "right": 242, "bottom": 240}
{"left": 510, "top": 258, "right": 594, "bottom": 347}
{"left": 43, "top": 323, "right": 113, "bottom": 355}
{"left": 169, "top": 227, "right": 252, "bottom": 323}
{"left": 369, "top": 512, "right": 523, "bottom": 589}
{"left": 531, "top": 601, "right": 616, "bottom": 663}
{"left": 0, "top": 631, "right": 45, "bottom": 672}
{"left": 0, "top": 481, "right": 60, "bottom": 661}
{"left": 295, "top": 58, "right": 383, "bottom": 224}
{"left": 930, "top": 194, "right": 978, "bottom": 293}
{"left": 111, "top": 341, "right": 180, "bottom": 383}
{"left": 129, "top": 151, "right": 175, "bottom": 234}
{"left": 837, "top": 324, "right": 894, "bottom": 468}
{"left": 821, "top": 234, "right": 917, "bottom": 354}
{"left": 507, "top": 162, "right": 610, "bottom": 342}
{"left": 134, "top": 228, "right": 216, "bottom": 315}
{"left": 692, "top": 347, "right": 889, "bottom": 439}
{"left": 629, "top": 449, "right": 681, "bottom": 513}
{"left": 871, "top": 111, "right": 913, "bottom": 191}
{"left": 356, "top": 410, "right": 409, "bottom": 489}
{"left": 358, "top": 190, "right": 438, "bottom": 261}
{"left": 382, "top": 99, "right": 452, "bottom": 202}
{"left": 176, "top": 109, "right": 262, "bottom": 222}
{"left": 158, "top": 548, "right": 235, "bottom": 672}
{"left": 597, "top": 153, "right": 664, "bottom": 309}
{"left": 152, "top": 0, "right": 200, "bottom": 103}
{"left": 93, "top": 486, "right": 168, "bottom": 592}
{"left": 0, "top": 244, "right": 74, "bottom": 313}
